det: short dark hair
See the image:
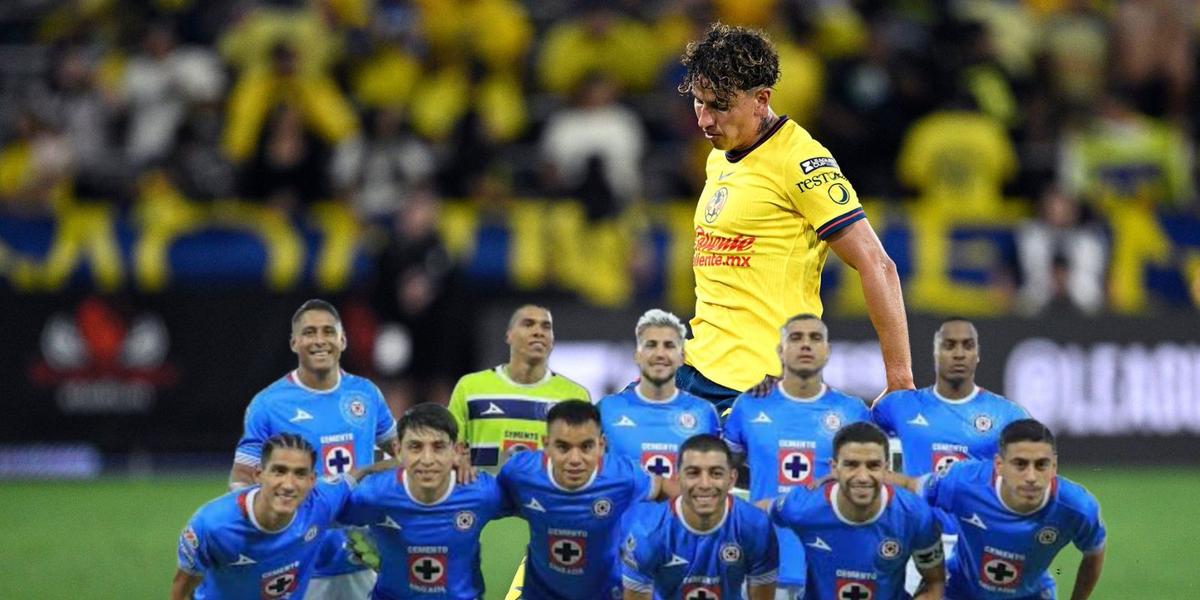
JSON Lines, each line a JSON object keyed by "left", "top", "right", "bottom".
{"left": 292, "top": 299, "right": 341, "bottom": 328}
{"left": 546, "top": 400, "right": 600, "bottom": 430}
{"left": 679, "top": 23, "right": 781, "bottom": 103}
{"left": 398, "top": 403, "right": 458, "bottom": 444}
{"left": 262, "top": 433, "right": 316, "bottom": 469}
{"left": 507, "top": 304, "right": 552, "bottom": 330}
{"left": 678, "top": 434, "right": 734, "bottom": 469}
{"left": 781, "top": 313, "right": 825, "bottom": 335}
{"left": 1000, "top": 419, "right": 1057, "bottom": 454}
{"left": 832, "top": 422, "right": 889, "bottom": 459}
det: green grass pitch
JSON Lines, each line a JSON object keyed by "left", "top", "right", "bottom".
{"left": 0, "top": 466, "right": 1195, "bottom": 599}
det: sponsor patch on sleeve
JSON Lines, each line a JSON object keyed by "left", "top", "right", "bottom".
{"left": 799, "top": 157, "right": 840, "bottom": 174}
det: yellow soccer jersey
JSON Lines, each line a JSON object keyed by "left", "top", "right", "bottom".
{"left": 687, "top": 117, "right": 865, "bottom": 391}
{"left": 447, "top": 365, "right": 591, "bottom": 472}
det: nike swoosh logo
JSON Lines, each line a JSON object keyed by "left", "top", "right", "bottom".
{"left": 718, "top": 171, "right": 733, "bottom": 180}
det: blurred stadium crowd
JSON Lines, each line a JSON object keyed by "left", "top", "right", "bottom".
{"left": 1, "top": 0, "right": 1199, "bottom": 319}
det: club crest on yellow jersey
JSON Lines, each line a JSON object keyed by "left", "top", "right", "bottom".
{"left": 704, "top": 187, "right": 729, "bottom": 224}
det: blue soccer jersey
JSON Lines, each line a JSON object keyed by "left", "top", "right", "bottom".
{"left": 235, "top": 369, "right": 398, "bottom": 577}
{"left": 769, "top": 482, "right": 944, "bottom": 600}
{"left": 599, "top": 387, "right": 720, "bottom": 479}
{"left": 338, "top": 469, "right": 514, "bottom": 599}
{"left": 921, "top": 460, "right": 1106, "bottom": 600}
{"left": 723, "top": 384, "right": 871, "bottom": 587}
{"left": 872, "top": 386, "right": 1028, "bottom": 478}
{"left": 177, "top": 478, "right": 353, "bottom": 600}
{"left": 621, "top": 496, "right": 778, "bottom": 599}
{"left": 498, "top": 450, "right": 655, "bottom": 600}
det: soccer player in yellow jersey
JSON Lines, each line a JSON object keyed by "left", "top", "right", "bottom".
{"left": 677, "top": 23, "right": 915, "bottom": 408}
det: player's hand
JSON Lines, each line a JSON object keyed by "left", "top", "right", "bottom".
{"left": 748, "top": 374, "right": 779, "bottom": 397}
{"left": 456, "top": 451, "right": 477, "bottom": 484}
{"left": 347, "top": 530, "right": 381, "bottom": 571}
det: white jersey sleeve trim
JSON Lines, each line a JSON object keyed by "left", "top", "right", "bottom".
{"left": 622, "top": 575, "right": 653, "bottom": 593}
{"left": 1082, "top": 541, "right": 1106, "bottom": 556}
{"left": 746, "top": 569, "right": 779, "bottom": 585}
{"left": 234, "top": 452, "right": 260, "bottom": 467}
{"left": 723, "top": 438, "right": 746, "bottom": 454}
{"left": 377, "top": 422, "right": 398, "bottom": 442}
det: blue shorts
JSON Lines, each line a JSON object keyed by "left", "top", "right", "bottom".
{"left": 675, "top": 365, "right": 741, "bottom": 411}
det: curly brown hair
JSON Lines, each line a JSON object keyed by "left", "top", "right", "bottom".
{"left": 678, "top": 23, "right": 780, "bottom": 102}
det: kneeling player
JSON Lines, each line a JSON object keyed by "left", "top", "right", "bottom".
{"left": 338, "top": 403, "right": 514, "bottom": 599}
{"left": 173, "top": 434, "right": 382, "bottom": 599}
{"left": 766, "top": 422, "right": 945, "bottom": 599}
{"left": 622, "top": 434, "right": 778, "bottom": 599}
{"left": 915, "top": 419, "right": 1105, "bottom": 599}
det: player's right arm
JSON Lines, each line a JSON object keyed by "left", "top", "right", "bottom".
{"left": 170, "top": 570, "right": 202, "bottom": 600}
{"left": 827, "top": 220, "right": 914, "bottom": 397}
{"left": 1069, "top": 547, "right": 1105, "bottom": 600}
{"left": 620, "top": 513, "right": 662, "bottom": 600}
{"left": 230, "top": 395, "right": 272, "bottom": 489}
{"left": 447, "top": 377, "right": 476, "bottom": 480}
{"left": 720, "top": 396, "right": 747, "bottom": 467}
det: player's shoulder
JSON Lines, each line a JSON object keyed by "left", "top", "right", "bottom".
{"left": 193, "top": 488, "right": 250, "bottom": 526}
{"left": 464, "top": 470, "right": 501, "bottom": 494}
{"left": 826, "top": 386, "right": 870, "bottom": 411}
{"left": 1053, "top": 475, "right": 1102, "bottom": 518}
{"left": 596, "top": 388, "right": 632, "bottom": 411}
{"left": 889, "top": 484, "right": 934, "bottom": 517}
{"left": 731, "top": 496, "right": 772, "bottom": 529}
{"left": 678, "top": 390, "right": 720, "bottom": 415}
{"left": 628, "top": 497, "right": 672, "bottom": 531}
{"left": 502, "top": 448, "right": 544, "bottom": 475}
{"left": 546, "top": 371, "right": 590, "bottom": 399}
{"left": 452, "top": 367, "right": 503, "bottom": 390}
{"left": 357, "top": 468, "right": 398, "bottom": 494}
{"left": 604, "top": 453, "right": 645, "bottom": 479}
{"left": 251, "top": 374, "right": 298, "bottom": 403}
{"left": 339, "top": 371, "right": 383, "bottom": 395}
{"left": 874, "top": 388, "right": 919, "bottom": 411}
{"left": 976, "top": 387, "right": 1021, "bottom": 409}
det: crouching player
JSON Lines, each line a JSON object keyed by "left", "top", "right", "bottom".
{"left": 338, "top": 403, "right": 514, "bottom": 599}
{"left": 173, "top": 434, "right": 389, "bottom": 599}
{"left": 912, "top": 419, "right": 1106, "bottom": 599}
{"left": 766, "top": 422, "right": 945, "bottom": 599}
{"left": 621, "top": 434, "right": 778, "bottom": 599}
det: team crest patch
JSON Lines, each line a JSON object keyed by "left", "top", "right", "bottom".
{"left": 339, "top": 393, "right": 369, "bottom": 425}
{"left": 835, "top": 579, "right": 875, "bottom": 600}
{"left": 704, "top": 187, "right": 729, "bottom": 224}
{"left": 408, "top": 552, "right": 448, "bottom": 591}
{"left": 260, "top": 562, "right": 299, "bottom": 598}
{"left": 879, "top": 538, "right": 902, "bottom": 559}
{"left": 455, "top": 511, "right": 476, "bottom": 531}
{"left": 823, "top": 412, "right": 842, "bottom": 432}
{"left": 777, "top": 447, "right": 814, "bottom": 485}
{"left": 304, "top": 525, "right": 319, "bottom": 542}
{"left": 593, "top": 498, "right": 613, "bottom": 518}
{"left": 683, "top": 584, "right": 721, "bottom": 600}
{"left": 677, "top": 411, "right": 698, "bottom": 431}
{"left": 321, "top": 442, "right": 355, "bottom": 476}
{"left": 549, "top": 535, "right": 587, "bottom": 573}
{"left": 719, "top": 543, "right": 742, "bottom": 564}
{"left": 641, "top": 451, "right": 675, "bottom": 478}
{"left": 980, "top": 551, "right": 1023, "bottom": 589}
{"left": 1036, "top": 527, "right": 1058, "bottom": 545}
{"left": 182, "top": 526, "right": 199, "bottom": 549}
{"left": 974, "top": 414, "right": 994, "bottom": 432}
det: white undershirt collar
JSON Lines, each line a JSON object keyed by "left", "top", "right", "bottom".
{"left": 290, "top": 369, "right": 342, "bottom": 394}
{"left": 546, "top": 458, "right": 599, "bottom": 492}
{"left": 778, "top": 382, "right": 827, "bottom": 403}
{"left": 496, "top": 364, "right": 552, "bottom": 387}
{"left": 674, "top": 496, "right": 731, "bottom": 535}
{"left": 402, "top": 469, "right": 457, "bottom": 506}
{"left": 244, "top": 488, "right": 298, "bottom": 534}
{"left": 829, "top": 483, "right": 890, "bottom": 526}
{"left": 932, "top": 384, "right": 979, "bottom": 405}
{"left": 993, "top": 476, "right": 1052, "bottom": 515}
{"left": 635, "top": 386, "right": 679, "bottom": 404}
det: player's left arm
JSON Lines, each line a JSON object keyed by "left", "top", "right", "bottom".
{"left": 745, "top": 515, "right": 779, "bottom": 600}
{"left": 827, "top": 220, "right": 914, "bottom": 396}
{"left": 912, "top": 562, "right": 945, "bottom": 600}
{"left": 170, "top": 570, "right": 203, "bottom": 600}
{"left": 650, "top": 475, "right": 680, "bottom": 500}
{"left": 911, "top": 500, "right": 946, "bottom": 600}
{"left": 1069, "top": 492, "right": 1108, "bottom": 600}
{"left": 370, "top": 383, "right": 399, "bottom": 457}
{"left": 1069, "top": 547, "right": 1105, "bottom": 600}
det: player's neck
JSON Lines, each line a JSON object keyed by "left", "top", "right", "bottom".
{"left": 733, "top": 110, "right": 780, "bottom": 152}
{"left": 781, "top": 372, "right": 824, "bottom": 400}
{"left": 835, "top": 490, "right": 882, "bottom": 524}
{"left": 680, "top": 497, "right": 727, "bottom": 533}
{"left": 411, "top": 475, "right": 453, "bottom": 505}
{"left": 252, "top": 491, "right": 294, "bottom": 532}
{"left": 296, "top": 366, "right": 339, "bottom": 391}
{"left": 935, "top": 378, "right": 975, "bottom": 401}
{"left": 505, "top": 359, "right": 547, "bottom": 385}
{"left": 636, "top": 379, "right": 677, "bottom": 402}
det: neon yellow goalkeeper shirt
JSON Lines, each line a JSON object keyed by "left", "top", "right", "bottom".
{"left": 448, "top": 365, "right": 590, "bottom": 472}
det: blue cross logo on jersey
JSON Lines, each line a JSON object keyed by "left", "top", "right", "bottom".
{"left": 641, "top": 452, "right": 675, "bottom": 478}
{"left": 322, "top": 443, "right": 354, "bottom": 475}
{"left": 777, "top": 449, "right": 814, "bottom": 484}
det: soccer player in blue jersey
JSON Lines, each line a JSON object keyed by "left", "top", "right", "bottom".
{"left": 229, "top": 299, "right": 400, "bottom": 599}
{"left": 911, "top": 420, "right": 1106, "bottom": 600}
{"left": 339, "top": 402, "right": 514, "bottom": 599}
{"left": 766, "top": 422, "right": 945, "bottom": 600}
{"left": 724, "top": 314, "right": 871, "bottom": 598}
{"left": 622, "top": 434, "right": 778, "bottom": 600}
{"left": 599, "top": 309, "right": 720, "bottom": 479}
{"left": 173, "top": 433, "right": 387, "bottom": 600}
{"left": 499, "top": 400, "right": 678, "bottom": 600}
{"left": 872, "top": 318, "right": 1028, "bottom": 479}
{"left": 872, "top": 319, "right": 1029, "bottom": 592}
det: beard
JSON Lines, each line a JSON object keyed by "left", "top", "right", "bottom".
{"left": 640, "top": 369, "right": 675, "bottom": 387}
